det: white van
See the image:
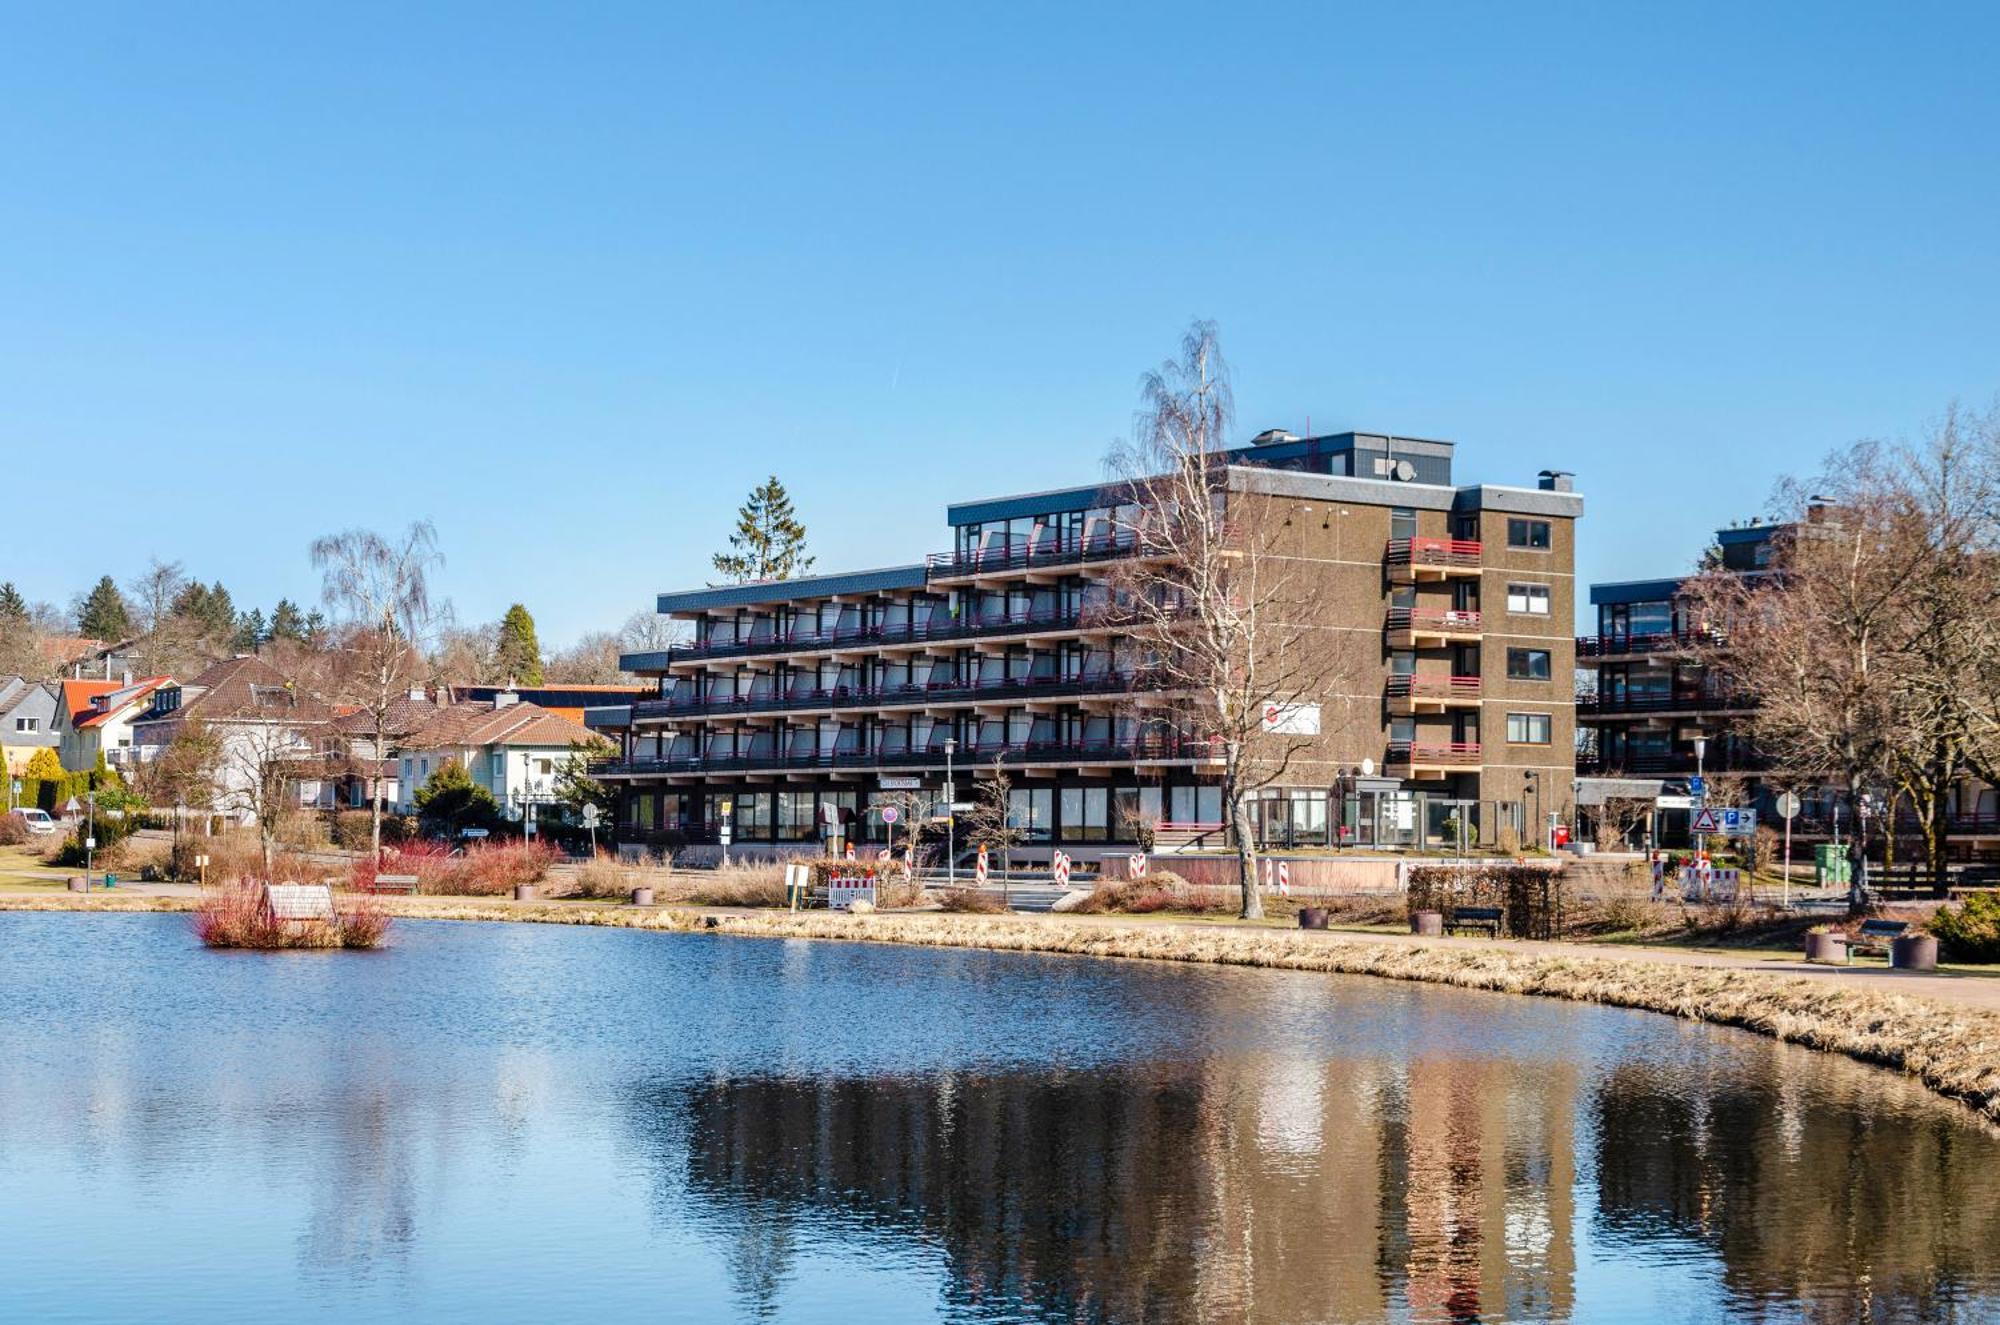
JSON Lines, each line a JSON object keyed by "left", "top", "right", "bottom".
{"left": 7, "top": 807, "right": 57, "bottom": 836}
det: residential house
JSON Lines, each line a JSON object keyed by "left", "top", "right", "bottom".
{"left": 327, "top": 690, "right": 440, "bottom": 811}
{"left": 397, "top": 697, "right": 603, "bottom": 827}
{"left": 0, "top": 677, "right": 60, "bottom": 778}
{"left": 54, "top": 675, "right": 171, "bottom": 773}
{"left": 128, "top": 656, "right": 334, "bottom": 822}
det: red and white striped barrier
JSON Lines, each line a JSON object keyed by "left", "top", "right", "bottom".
{"left": 877, "top": 848, "right": 892, "bottom": 864}
{"left": 1277, "top": 860, "right": 1291, "bottom": 896}
{"left": 1053, "top": 851, "right": 1071, "bottom": 887}
{"left": 1129, "top": 853, "right": 1148, "bottom": 879}
{"left": 844, "top": 841, "right": 855, "bottom": 862}
{"left": 975, "top": 844, "right": 989, "bottom": 885}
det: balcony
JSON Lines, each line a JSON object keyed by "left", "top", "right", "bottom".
{"left": 1386, "top": 537, "right": 1481, "bottom": 582}
{"left": 1576, "top": 690, "right": 1754, "bottom": 718}
{"left": 658, "top": 605, "right": 1103, "bottom": 666}
{"left": 1576, "top": 748, "right": 1769, "bottom": 776}
{"left": 925, "top": 529, "right": 1159, "bottom": 581}
{"left": 594, "top": 734, "right": 1226, "bottom": 779}
{"left": 631, "top": 668, "right": 1167, "bottom": 722}
{"left": 1386, "top": 606, "right": 1482, "bottom": 648}
{"left": 1576, "top": 630, "right": 1724, "bottom": 659}
{"left": 1386, "top": 674, "right": 1482, "bottom": 715}
{"left": 1386, "top": 741, "right": 1482, "bottom": 777}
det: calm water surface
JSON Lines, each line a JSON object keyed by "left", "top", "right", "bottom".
{"left": 1, "top": 913, "right": 1997, "bottom": 1324}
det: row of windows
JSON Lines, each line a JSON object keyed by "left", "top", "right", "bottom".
{"left": 13, "top": 716, "right": 38, "bottom": 733}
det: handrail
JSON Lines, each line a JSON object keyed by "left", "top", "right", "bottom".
{"left": 1386, "top": 674, "right": 1482, "bottom": 698}
{"left": 632, "top": 668, "right": 1167, "bottom": 720}
{"left": 1575, "top": 630, "right": 1723, "bottom": 658}
{"left": 1387, "top": 740, "right": 1482, "bottom": 765}
{"left": 925, "top": 529, "right": 1153, "bottom": 576}
{"left": 1385, "top": 537, "right": 1482, "bottom": 567}
{"left": 1386, "top": 607, "right": 1483, "bottom": 632}
{"left": 594, "top": 735, "right": 1223, "bottom": 777}
{"left": 1576, "top": 691, "right": 1751, "bottom": 715}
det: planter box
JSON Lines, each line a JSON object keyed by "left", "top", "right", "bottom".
{"left": 1410, "top": 910, "right": 1443, "bottom": 937}
{"left": 1891, "top": 934, "right": 1938, "bottom": 971}
{"left": 1297, "top": 907, "right": 1328, "bottom": 930}
{"left": 1805, "top": 932, "right": 1847, "bottom": 964}
{"left": 514, "top": 883, "right": 537, "bottom": 902}
{"left": 631, "top": 886, "right": 655, "bottom": 907}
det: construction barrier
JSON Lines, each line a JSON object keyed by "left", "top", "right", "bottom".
{"left": 975, "top": 845, "right": 989, "bottom": 885}
{"left": 1129, "top": 853, "right": 1148, "bottom": 879}
{"left": 1053, "top": 851, "right": 1071, "bottom": 887}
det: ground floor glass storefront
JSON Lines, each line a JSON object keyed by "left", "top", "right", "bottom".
{"left": 619, "top": 779, "right": 1530, "bottom": 855}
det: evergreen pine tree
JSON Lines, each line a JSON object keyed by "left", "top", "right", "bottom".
{"left": 234, "top": 608, "right": 268, "bottom": 652}
{"left": 711, "top": 476, "right": 815, "bottom": 583}
{"left": 76, "top": 576, "right": 133, "bottom": 640}
{"left": 0, "top": 582, "right": 26, "bottom": 620}
{"left": 268, "top": 599, "right": 308, "bottom": 643}
{"left": 496, "top": 604, "right": 544, "bottom": 685}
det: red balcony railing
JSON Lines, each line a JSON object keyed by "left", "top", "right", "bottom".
{"left": 1386, "top": 537, "right": 1482, "bottom": 570}
{"left": 1387, "top": 740, "right": 1482, "bottom": 767}
{"left": 1386, "top": 607, "right": 1483, "bottom": 634}
{"left": 1386, "top": 674, "right": 1483, "bottom": 701}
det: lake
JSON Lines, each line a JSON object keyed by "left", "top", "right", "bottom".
{"left": 1, "top": 913, "right": 1996, "bottom": 1323}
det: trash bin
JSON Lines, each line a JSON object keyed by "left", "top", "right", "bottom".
{"left": 1814, "top": 844, "right": 1851, "bottom": 887}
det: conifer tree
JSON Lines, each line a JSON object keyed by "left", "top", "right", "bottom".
{"left": 496, "top": 604, "right": 544, "bottom": 685}
{"left": 0, "top": 582, "right": 26, "bottom": 620}
{"left": 268, "top": 599, "right": 309, "bottom": 643}
{"left": 711, "top": 476, "right": 815, "bottom": 583}
{"left": 76, "top": 576, "right": 132, "bottom": 640}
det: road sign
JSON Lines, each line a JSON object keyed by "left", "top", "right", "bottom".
{"left": 462, "top": 827, "right": 490, "bottom": 839}
{"left": 581, "top": 804, "right": 601, "bottom": 828}
{"left": 1688, "top": 776, "right": 1706, "bottom": 798}
{"left": 950, "top": 802, "right": 976, "bottom": 812}
{"left": 941, "top": 781, "right": 956, "bottom": 804}
{"left": 1690, "top": 807, "right": 1721, "bottom": 833}
{"left": 64, "top": 797, "right": 81, "bottom": 814}
{"left": 880, "top": 806, "right": 899, "bottom": 824}
{"left": 1775, "top": 792, "right": 1801, "bottom": 820}
{"left": 1655, "top": 795, "right": 1692, "bottom": 810}
{"left": 1719, "top": 808, "right": 1757, "bottom": 836}
{"left": 879, "top": 776, "right": 921, "bottom": 790}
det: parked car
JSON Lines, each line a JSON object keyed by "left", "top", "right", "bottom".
{"left": 7, "top": 807, "right": 58, "bottom": 836}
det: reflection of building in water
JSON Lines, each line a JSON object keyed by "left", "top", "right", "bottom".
{"left": 1592, "top": 1055, "right": 2000, "bottom": 1320}
{"left": 1382, "top": 1057, "right": 1577, "bottom": 1324}
{"left": 653, "top": 1051, "right": 1583, "bottom": 1323}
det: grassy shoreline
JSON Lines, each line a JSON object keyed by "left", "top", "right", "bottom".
{"left": 9, "top": 891, "right": 1999, "bottom": 1124}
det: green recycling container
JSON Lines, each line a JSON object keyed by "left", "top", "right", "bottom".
{"left": 1814, "top": 843, "right": 1850, "bottom": 886}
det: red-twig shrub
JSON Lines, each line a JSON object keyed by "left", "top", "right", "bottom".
{"left": 194, "top": 882, "right": 392, "bottom": 949}
{"left": 351, "top": 840, "right": 557, "bottom": 895}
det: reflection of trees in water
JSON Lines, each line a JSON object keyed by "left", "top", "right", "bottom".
{"left": 631, "top": 1055, "right": 1584, "bottom": 1323}
{"left": 1592, "top": 1054, "right": 2000, "bottom": 1320}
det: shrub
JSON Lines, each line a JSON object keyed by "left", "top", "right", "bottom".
{"left": 329, "top": 810, "right": 376, "bottom": 852}
{"left": 354, "top": 840, "right": 559, "bottom": 895}
{"left": 50, "top": 812, "right": 137, "bottom": 867}
{"left": 1407, "top": 863, "right": 1567, "bottom": 939}
{"left": 0, "top": 815, "right": 26, "bottom": 847}
{"left": 1931, "top": 892, "right": 2000, "bottom": 963}
{"left": 193, "top": 882, "right": 391, "bottom": 950}
{"left": 934, "top": 887, "right": 1007, "bottom": 914}
{"left": 568, "top": 854, "right": 632, "bottom": 899}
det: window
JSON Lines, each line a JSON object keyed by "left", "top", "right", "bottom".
{"left": 14, "top": 717, "right": 37, "bottom": 733}
{"left": 491, "top": 752, "right": 507, "bottom": 779}
{"left": 1507, "top": 648, "right": 1552, "bottom": 680}
{"left": 1506, "top": 712, "right": 1553, "bottom": 744}
{"left": 1060, "top": 787, "right": 1109, "bottom": 842}
{"left": 1507, "top": 518, "right": 1552, "bottom": 550}
{"left": 1506, "top": 583, "right": 1551, "bottom": 615}
{"left": 1008, "top": 787, "right": 1054, "bottom": 842}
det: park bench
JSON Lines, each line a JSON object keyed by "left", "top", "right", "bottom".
{"left": 1848, "top": 918, "right": 1908, "bottom": 961}
{"left": 366, "top": 873, "right": 420, "bottom": 896}
{"left": 1446, "top": 906, "right": 1503, "bottom": 939}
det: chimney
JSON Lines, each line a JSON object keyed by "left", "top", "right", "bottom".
{"left": 1537, "top": 470, "right": 1574, "bottom": 493}
{"left": 494, "top": 690, "right": 520, "bottom": 709}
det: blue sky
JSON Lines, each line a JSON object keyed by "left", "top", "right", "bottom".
{"left": 4, "top": 3, "right": 1997, "bottom": 646}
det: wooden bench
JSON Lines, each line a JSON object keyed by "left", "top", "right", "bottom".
{"left": 1446, "top": 905, "right": 1503, "bottom": 938}
{"left": 366, "top": 873, "right": 420, "bottom": 896}
{"left": 1848, "top": 918, "right": 1907, "bottom": 961}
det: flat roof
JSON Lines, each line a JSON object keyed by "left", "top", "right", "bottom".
{"left": 655, "top": 563, "right": 929, "bottom": 615}
{"left": 1589, "top": 577, "right": 1688, "bottom": 606}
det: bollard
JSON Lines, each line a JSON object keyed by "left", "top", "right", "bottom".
{"left": 1409, "top": 910, "right": 1443, "bottom": 937}
{"left": 631, "top": 886, "right": 654, "bottom": 907}
{"left": 514, "top": 883, "right": 537, "bottom": 902}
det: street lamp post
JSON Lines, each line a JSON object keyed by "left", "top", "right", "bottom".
{"left": 86, "top": 789, "right": 97, "bottom": 888}
{"left": 944, "top": 737, "right": 957, "bottom": 887}
{"left": 1693, "top": 734, "right": 1708, "bottom": 865}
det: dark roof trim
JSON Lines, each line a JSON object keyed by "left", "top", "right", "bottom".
{"left": 655, "top": 564, "right": 929, "bottom": 615}
{"left": 1589, "top": 577, "right": 1688, "bottom": 606}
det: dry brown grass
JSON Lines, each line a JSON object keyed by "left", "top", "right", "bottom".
{"left": 9, "top": 893, "right": 1997, "bottom": 1123}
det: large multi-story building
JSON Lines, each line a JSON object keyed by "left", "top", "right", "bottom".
{"left": 598, "top": 431, "right": 1582, "bottom": 862}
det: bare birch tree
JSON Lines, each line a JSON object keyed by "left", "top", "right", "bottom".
{"left": 1103, "top": 321, "right": 1357, "bottom": 918}
{"left": 310, "top": 522, "right": 444, "bottom": 860}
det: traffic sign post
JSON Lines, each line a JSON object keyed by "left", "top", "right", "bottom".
{"left": 1775, "top": 791, "right": 1802, "bottom": 908}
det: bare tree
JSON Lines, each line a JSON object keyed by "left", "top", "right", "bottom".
{"left": 310, "top": 522, "right": 444, "bottom": 859}
{"left": 621, "top": 609, "right": 686, "bottom": 654}
{"left": 545, "top": 631, "right": 627, "bottom": 684}
{"left": 211, "top": 714, "right": 324, "bottom": 875}
{"left": 1103, "top": 322, "right": 1358, "bottom": 918}
{"left": 959, "top": 759, "right": 1026, "bottom": 868}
